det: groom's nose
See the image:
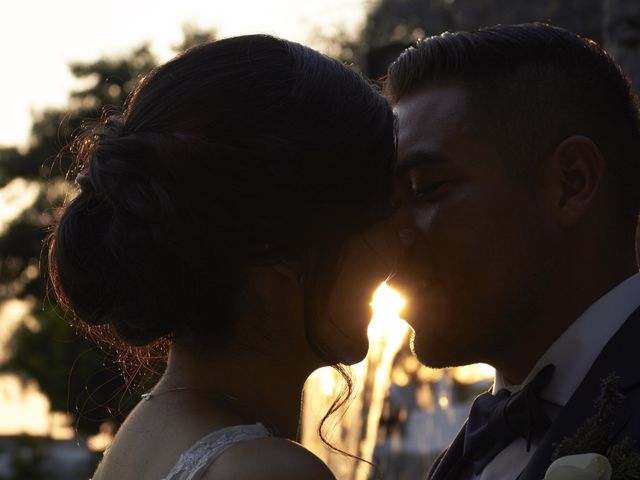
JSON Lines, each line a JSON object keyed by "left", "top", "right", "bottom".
{"left": 398, "top": 228, "right": 417, "bottom": 249}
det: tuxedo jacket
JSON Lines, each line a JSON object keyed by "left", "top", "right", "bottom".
{"left": 426, "top": 305, "right": 640, "bottom": 480}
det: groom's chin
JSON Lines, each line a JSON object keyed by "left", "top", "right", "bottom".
{"left": 409, "top": 329, "right": 478, "bottom": 369}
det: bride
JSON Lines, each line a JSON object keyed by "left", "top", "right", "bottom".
{"left": 48, "top": 34, "right": 398, "bottom": 479}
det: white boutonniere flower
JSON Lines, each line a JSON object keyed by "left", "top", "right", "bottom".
{"left": 548, "top": 374, "right": 640, "bottom": 480}
{"left": 544, "top": 453, "right": 612, "bottom": 480}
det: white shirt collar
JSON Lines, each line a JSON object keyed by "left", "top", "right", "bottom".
{"left": 493, "top": 272, "right": 640, "bottom": 404}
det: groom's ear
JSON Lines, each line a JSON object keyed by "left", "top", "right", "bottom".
{"left": 547, "top": 135, "right": 605, "bottom": 226}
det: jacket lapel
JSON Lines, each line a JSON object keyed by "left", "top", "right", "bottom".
{"left": 518, "top": 306, "right": 640, "bottom": 480}
{"left": 428, "top": 423, "right": 468, "bottom": 480}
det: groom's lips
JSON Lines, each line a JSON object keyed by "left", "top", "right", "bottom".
{"left": 389, "top": 271, "right": 432, "bottom": 297}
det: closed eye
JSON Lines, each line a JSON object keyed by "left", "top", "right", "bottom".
{"left": 411, "top": 180, "right": 450, "bottom": 200}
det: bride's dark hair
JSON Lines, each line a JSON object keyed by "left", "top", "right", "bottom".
{"left": 47, "top": 34, "right": 395, "bottom": 442}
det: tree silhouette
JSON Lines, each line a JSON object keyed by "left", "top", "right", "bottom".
{"left": 343, "top": 0, "right": 604, "bottom": 78}
{"left": 1, "top": 28, "right": 214, "bottom": 435}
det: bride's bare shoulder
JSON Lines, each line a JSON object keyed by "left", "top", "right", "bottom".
{"left": 203, "top": 436, "right": 336, "bottom": 480}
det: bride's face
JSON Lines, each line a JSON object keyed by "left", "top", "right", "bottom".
{"left": 314, "top": 220, "right": 401, "bottom": 365}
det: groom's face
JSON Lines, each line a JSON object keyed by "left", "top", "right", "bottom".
{"left": 391, "top": 85, "right": 551, "bottom": 368}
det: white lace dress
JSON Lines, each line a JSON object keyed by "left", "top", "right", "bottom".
{"left": 161, "top": 422, "right": 271, "bottom": 480}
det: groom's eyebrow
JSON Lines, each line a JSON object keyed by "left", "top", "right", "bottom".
{"left": 395, "top": 151, "right": 450, "bottom": 176}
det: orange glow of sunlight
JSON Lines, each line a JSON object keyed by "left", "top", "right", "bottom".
{"left": 0, "top": 374, "right": 74, "bottom": 439}
{"left": 451, "top": 363, "right": 495, "bottom": 384}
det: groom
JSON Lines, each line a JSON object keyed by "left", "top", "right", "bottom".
{"left": 386, "top": 23, "right": 640, "bottom": 480}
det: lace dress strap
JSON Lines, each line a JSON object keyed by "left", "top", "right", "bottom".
{"left": 162, "top": 423, "right": 271, "bottom": 480}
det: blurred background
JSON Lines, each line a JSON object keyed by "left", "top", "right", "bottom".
{"left": 1, "top": 0, "right": 639, "bottom": 479}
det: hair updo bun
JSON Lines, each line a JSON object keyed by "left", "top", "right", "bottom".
{"left": 48, "top": 34, "right": 396, "bottom": 349}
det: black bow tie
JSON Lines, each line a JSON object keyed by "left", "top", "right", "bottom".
{"left": 463, "top": 364, "right": 556, "bottom": 475}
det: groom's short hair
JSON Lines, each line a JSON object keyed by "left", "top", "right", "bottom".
{"left": 386, "top": 23, "right": 640, "bottom": 224}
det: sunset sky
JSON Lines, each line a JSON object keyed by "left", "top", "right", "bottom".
{"left": 0, "top": 0, "right": 369, "bottom": 149}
